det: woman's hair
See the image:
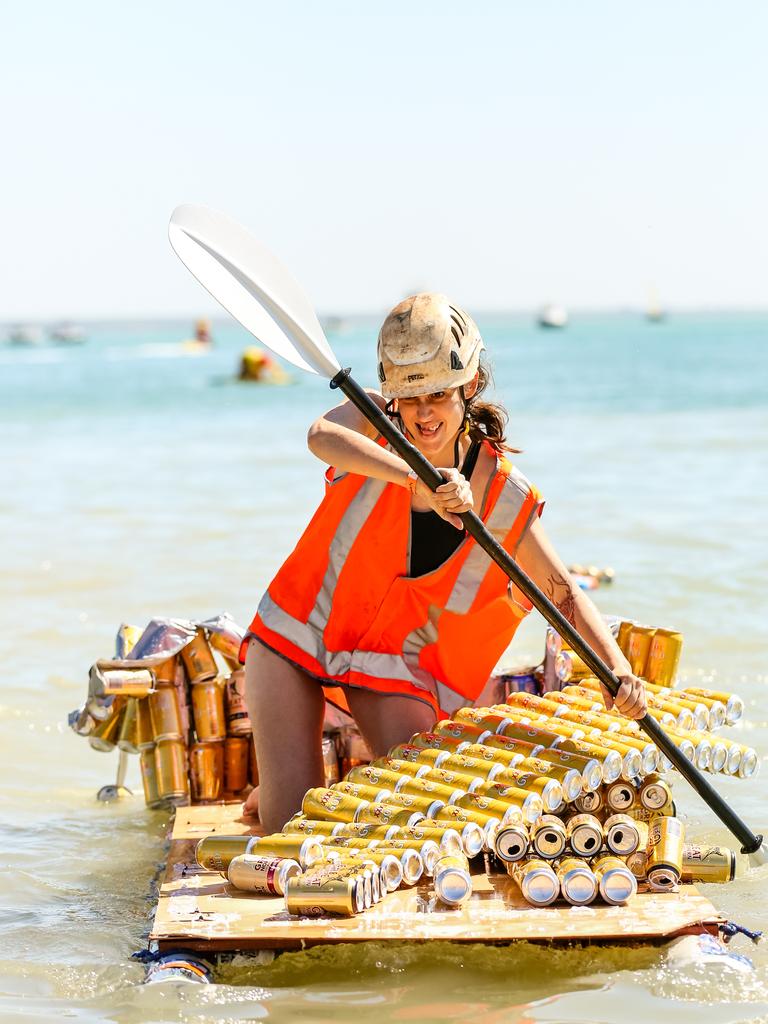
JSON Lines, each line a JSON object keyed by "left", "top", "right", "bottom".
{"left": 386, "top": 354, "right": 521, "bottom": 455}
{"left": 464, "top": 357, "right": 520, "bottom": 454}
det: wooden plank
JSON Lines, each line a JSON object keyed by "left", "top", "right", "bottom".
{"left": 171, "top": 802, "right": 265, "bottom": 842}
{"left": 150, "top": 807, "right": 723, "bottom": 952}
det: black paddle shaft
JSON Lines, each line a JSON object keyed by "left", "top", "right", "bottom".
{"left": 331, "top": 368, "right": 763, "bottom": 855}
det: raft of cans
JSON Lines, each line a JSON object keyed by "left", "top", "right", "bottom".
{"left": 68, "top": 617, "right": 259, "bottom": 806}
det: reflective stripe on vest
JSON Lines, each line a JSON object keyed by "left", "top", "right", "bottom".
{"left": 252, "top": 444, "right": 541, "bottom": 713}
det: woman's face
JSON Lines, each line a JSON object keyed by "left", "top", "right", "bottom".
{"left": 395, "top": 386, "right": 468, "bottom": 460}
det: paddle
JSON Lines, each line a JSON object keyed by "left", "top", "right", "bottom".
{"left": 169, "top": 204, "right": 766, "bottom": 865}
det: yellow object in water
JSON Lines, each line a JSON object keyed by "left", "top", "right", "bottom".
{"left": 238, "top": 346, "right": 290, "bottom": 383}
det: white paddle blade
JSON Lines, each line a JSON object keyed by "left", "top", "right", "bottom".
{"left": 168, "top": 204, "right": 341, "bottom": 378}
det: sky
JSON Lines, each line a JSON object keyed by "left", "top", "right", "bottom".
{"left": 1, "top": 1, "right": 767, "bottom": 318}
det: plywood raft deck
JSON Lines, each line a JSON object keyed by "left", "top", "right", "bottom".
{"left": 149, "top": 805, "right": 723, "bottom": 952}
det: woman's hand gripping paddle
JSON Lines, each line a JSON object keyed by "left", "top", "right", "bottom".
{"left": 169, "top": 203, "right": 767, "bottom": 866}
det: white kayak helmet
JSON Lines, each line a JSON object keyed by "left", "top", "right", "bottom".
{"left": 377, "top": 293, "right": 484, "bottom": 400}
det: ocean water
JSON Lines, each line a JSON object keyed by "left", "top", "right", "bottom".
{"left": 1, "top": 312, "right": 767, "bottom": 1023}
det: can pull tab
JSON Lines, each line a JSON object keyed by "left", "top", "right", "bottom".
{"left": 720, "top": 920, "right": 763, "bottom": 945}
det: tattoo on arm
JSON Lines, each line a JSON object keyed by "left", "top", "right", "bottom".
{"left": 546, "top": 572, "right": 576, "bottom": 625}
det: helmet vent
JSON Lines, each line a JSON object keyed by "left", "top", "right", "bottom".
{"left": 450, "top": 350, "right": 464, "bottom": 371}
{"left": 449, "top": 305, "right": 467, "bottom": 329}
{"left": 378, "top": 361, "right": 386, "bottom": 383}
{"left": 450, "top": 325, "right": 461, "bottom": 345}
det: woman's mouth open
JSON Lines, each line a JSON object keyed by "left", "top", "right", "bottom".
{"left": 416, "top": 422, "right": 442, "bottom": 440}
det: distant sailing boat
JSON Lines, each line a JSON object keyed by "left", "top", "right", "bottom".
{"left": 537, "top": 303, "right": 568, "bottom": 329}
{"left": 645, "top": 287, "right": 666, "bottom": 322}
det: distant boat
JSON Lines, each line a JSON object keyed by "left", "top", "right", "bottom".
{"left": 50, "top": 323, "right": 87, "bottom": 344}
{"left": 8, "top": 325, "right": 43, "bottom": 345}
{"left": 537, "top": 304, "right": 568, "bottom": 329}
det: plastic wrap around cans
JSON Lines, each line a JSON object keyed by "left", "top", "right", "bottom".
{"left": 228, "top": 854, "right": 300, "bottom": 895}
{"left": 149, "top": 686, "right": 182, "bottom": 742}
{"left": 605, "top": 781, "right": 637, "bottom": 813}
{"left": 139, "top": 744, "right": 163, "bottom": 807}
{"left": 565, "top": 813, "right": 603, "bottom": 857}
{"left": 592, "top": 855, "right": 637, "bottom": 904}
{"left": 154, "top": 738, "right": 189, "bottom": 803}
{"left": 530, "top": 815, "right": 567, "bottom": 859}
{"left": 196, "top": 835, "right": 253, "bottom": 872}
{"left": 433, "top": 854, "right": 472, "bottom": 907}
{"left": 493, "top": 823, "right": 529, "bottom": 862}
{"left": 646, "top": 629, "right": 683, "bottom": 687}
{"left": 616, "top": 620, "right": 635, "bottom": 656}
{"left": 512, "top": 858, "right": 560, "bottom": 906}
{"left": 604, "top": 813, "right": 641, "bottom": 855}
{"left": 354, "top": 802, "right": 424, "bottom": 828}
{"left": 647, "top": 816, "right": 684, "bottom": 891}
{"left": 302, "top": 788, "right": 369, "bottom": 823}
{"left": 557, "top": 857, "right": 598, "bottom": 905}
{"left": 224, "top": 669, "right": 251, "bottom": 736}
{"left": 284, "top": 874, "right": 357, "bottom": 917}
{"left": 190, "top": 741, "right": 224, "bottom": 802}
{"left": 223, "top": 735, "right": 250, "bottom": 792}
{"left": 573, "top": 789, "right": 604, "bottom": 814}
{"left": 639, "top": 775, "right": 673, "bottom": 811}
{"left": 388, "top": 824, "right": 465, "bottom": 858}
{"left": 180, "top": 628, "right": 218, "bottom": 684}
{"left": 191, "top": 679, "right": 226, "bottom": 742}
{"left": 250, "top": 833, "right": 325, "bottom": 869}
{"left": 681, "top": 844, "right": 736, "bottom": 884}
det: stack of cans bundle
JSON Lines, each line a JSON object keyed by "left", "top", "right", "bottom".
{"left": 68, "top": 615, "right": 257, "bottom": 808}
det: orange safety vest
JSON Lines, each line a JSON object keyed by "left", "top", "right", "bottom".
{"left": 245, "top": 440, "right": 543, "bottom": 716}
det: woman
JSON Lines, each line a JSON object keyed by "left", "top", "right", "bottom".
{"left": 242, "top": 293, "right": 646, "bottom": 832}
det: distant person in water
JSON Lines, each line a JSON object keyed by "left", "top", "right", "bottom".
{"left": 238, "top": 346, "right": 277, "bottom": 381}
{"left": 195, "top": 318, "right": 212, "bottom": 345}
{"left": 239, "top": 292, "right": 647, "bottom": 832}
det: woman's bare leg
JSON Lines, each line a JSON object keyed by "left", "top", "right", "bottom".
{"left": 345, "top": 688, "right": 437, "bottom": 757}
{"left": 242, "top": 639, "right": 326, "bottom": 833}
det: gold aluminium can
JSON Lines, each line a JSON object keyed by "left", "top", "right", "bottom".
{"left": 557, "top": 856, "right": 598, "bottom": 906}
{"left": 374, "top": 838, "right": 441, "bottom": 875}
{"left": 682, "top": 687, "right": 744, "bottom": 726}
{"left": 332, "top": 781, "right": 391, "bottom": 803}
{"left": 555, "top": 651, "right": 592, "bottom": 683}
{"left": 452, "top": 709, "right": 510, "bottom": 735}
{"left": 628, "top": 803, "right": 676, "bottom": 823}
{"left": 646, "top": 629, "right": 683, "bottom": 687}
{"left": 512, "top": 858, "right": 560, "bottom": 906}
{"left": 627, "top": 626, "right": 657, "bottom": 678}
{"left": 190, "top": 679, "right": 226, "bottom": 741}
{"left": 565, "top": 813, "right": 603, "bottom": 857}
{"left": 115, "top": 622, "right": 144, "bottom": 659}
{"left": 373, "top": 790, "right": 444, "bottom": 816}
{"left": 603, "top": 813, "right": 641, "bottom": 856}
{"left": 453, "top": 792, "right": 528, "bottom": 826}
{"left": 283, "top": 817, "right": 341, "bottom": 837}
{"left": 225, "top": 669, "right": 252, "bottom": 735}
{"left": 530, "top": 815, "right": 568, "bottom": 859}
{"left": 284, "top": 874, "right": 358, "bottom": 917}
{"left": 605, "top": 781, "right": 637, "bottom": 813}
{"left": 330, "top": 822, "right": 390, "bottom": 840}
{"left": 419, "top": 765, "right": 472, "bottom": 791}
{"left": 433, "top": 853, "right": 472, "bottom": 907}
{"left": 437, "top": 752, "right": 502, "bottom": 782}
{"left": 302, "top": 787, "right": 369, "bottom": 823}
{"left": 135, "top": 697, "right": 154, "bottom": 748}
{"left": 370, "top": 756, "right": 424, "bottom": 778}
{"left": 616, "top": 620, "right": 635, "bottom": 656}
{"left": 573, "top": 789, "right": 604, "bottom": 814}
{"left": 189, "top": 741, "right": 224, "bottom": 802}
{"left": 155, "top": 738, "right": 189, "bottom": 804}
{"left": 434, "top": 802, "right": 501, "bottom": 829}
{"left": 592, "top": 854, "right": 638, "bottom": 904}
{"left": 396, "top": 774, "right": 465, "bottom": 804}
{"left": 153, "top": 656, "right": 178, "bottom": 686}
{"left": 148, "top": 686, "right": 183, "bottom": 741}
{"left": 408, "top": 731, "right": 465, "bottom": 753}
{"left": 387, "top": 743, "right": 442, "bottom": 766}
{"left": 647, "top": 816, "right": 685, "bottom": 891}
{"left": 139, "top": 745, "right": 163, "bottom": 808}
{"left": 251, "top": 833, "right": 325, "bottom": 868}
{"left": 228, "top": 854, "right": 301, "bottom": 895}
{"left": 639, "top": 774, "right": 673, "bottom": 812}
{"left": 196, "top": 834, "right": 253, "bottom": 872}
{"left": 469, "top": 779, "right": 548, "bottom": 820}
{"left": 347, "top": 764, "right": 402, "bottom": 789}
{"left": 180, "top": 628, "right": 218, "bottom": 684}
{"left": 117, "top": 697, "right": 140, "bottom": 753}
{"left": 482, "top": 769, "right": 562, "bottom": 811}
{"left": 88, "top": 706, "right": 124, "bottom": 751}
{"left": 224, "top": 736, "right": 250, "bottom": 792}
{"left": 354, "top": 802, "right": 424, "bottom": 828}
{"left": 494, "top": 720, "right": 566, "bottom": 750}
{"left": 93, "top": 667, "right": 155, "bottom": 698}
{"left": 493, "top": 823, "right": 529, "bottom": 863}
{"left": 625, "top": 849, "right": 648, "bottom": 880}
{"left": 681, "top": 843, "right": 736, "bottom": 884}
{"left": 388, "top": 824, "right": 465, "bottom": 858}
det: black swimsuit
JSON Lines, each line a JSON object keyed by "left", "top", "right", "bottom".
{"left": 408, "top": 440, "right": 481, "bottom": 577}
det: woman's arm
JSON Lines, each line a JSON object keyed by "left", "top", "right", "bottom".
{"left": 515, "top": 519, "right": 647, "bottom": 720}
{"left": 307, "top": 393, "right": 473, "bottom": 527}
